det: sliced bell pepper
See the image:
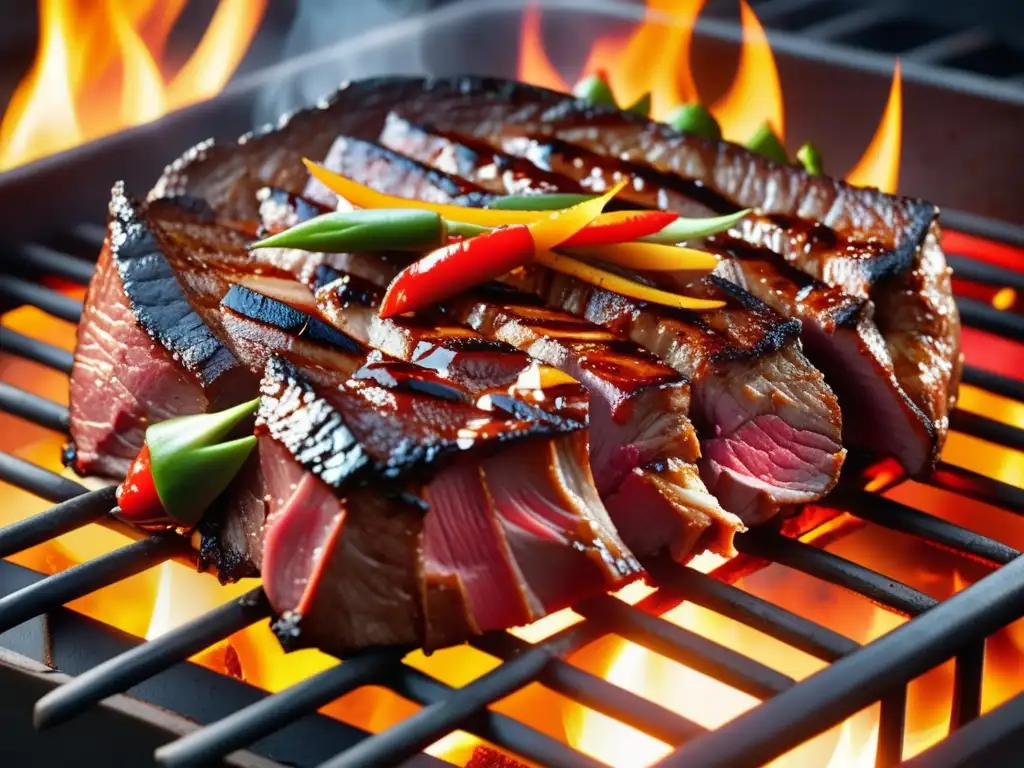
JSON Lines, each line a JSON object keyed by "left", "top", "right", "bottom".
{"left": 639, "top": 209, "right": 751, "bottom": 245}
{"left": 249, "top": 208, "right": 446, "bottom": 253}
{"left": 379, "top": 225, "right": 536, "bottom": 318}
{"left": 536, "top": 250, "right": 725, "bottom": 310}
{"left": 378, "top": 183, "right": 625, "bottom": 318}
{"left": 575, "top": 241, "right": 719, "bottom": 272}
{"left": 116, "top": 399, "right": 260, "bottom": 529}
{"left": 487, "top": 193, "right": 595, "bottom": 211}
{"left": 558, "top": 210, "right": 679, "bottom": 248}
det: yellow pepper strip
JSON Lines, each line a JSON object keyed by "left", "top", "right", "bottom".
{"left": 536, "top": 250, "right": 726, "bottom": 310}
{"left": 304, "top": 158, "right": 544, "bottom": 226}
{"left": 573, "top": 241, "right": 720, "bottom": 272}
{"left": 527, "top": 179, "right": 628, "bottom": 251}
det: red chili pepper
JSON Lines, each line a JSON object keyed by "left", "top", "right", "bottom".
{"left": 559, "top": 209, "right": 679, "bottom": 248}
{"left": 115, "top": 445, "right": 170, "bottom": 527}
{"left": 379, "top": 225, "right": 536, "bottom": 318}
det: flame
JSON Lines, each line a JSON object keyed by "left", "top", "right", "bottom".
{"left": 517, "top": 4, "right": 567, "bottom": 92}
{"left": 992, "top": 287, "right": 1016, "bottom": 310}
{"left": 0, "top": 0, "right": 266, "bottom": 171}
{"left": 846, "top": 61, "right": 902, "bottom": 193}
{"left": 710, "top": 0, "right": 785, "bottom": 142}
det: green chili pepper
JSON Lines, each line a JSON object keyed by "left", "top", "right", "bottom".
{"left": 444, "top": 219, "right": 492, "bottom": 238}
{"left": 147, "top": 398, "right": 260, "bottom": 527}
{"left": 627, "top": 92, "right": 652, "bottom": 118}
{"left": 249, "top": 208, "right": 446, "bottom": 253}
{"left": 746, "top": 122, "right": 789, "bottom": 164}
{"left": 665, "top": 103, "right": 722, "bottom": 140}
{"left": 797, "top": 142, "right": 824, "bottom": 176}
{"left": 487, "top": 193, "right": 597, "bottom": 211}
{"left": 572, "top": 73, "right": 617, "bottom": 109}
{"left": 640, "top": 209, "right": 752, "bottom": 244}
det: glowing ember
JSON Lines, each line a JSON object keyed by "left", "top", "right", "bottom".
{"left": 710, "top": 0, "right": 785, "bottom": 142}
{"left": 0, "top": 0, "right": 266, "bottom": 170}
{"left": 846, "top": 60, "right": 903, "bottom": 193}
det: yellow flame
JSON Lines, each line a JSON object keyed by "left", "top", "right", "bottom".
{"left": 846, "top": 60, "right": 902, "bottom": 193}
{"left": 711, "top": 0, "right": 785, "bottom": 142}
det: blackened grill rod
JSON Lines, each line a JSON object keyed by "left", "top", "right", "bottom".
{"left": 155, "top": 648, "right": 401, "bottom": 768}
{"left": 961, "top": 365, "right": 1024, "bottom": 403}
{"left": 0, "top": 451, "right": 84, "bottom": 502}
{"left": 0, "top": 534, "right": 181, "bottom": 634}
{"left": 654, "top": 553, "right": 1024, "bottom": 768}
{"left": 829, "top": 490, "right": 1020, "bottom": 565}
{"left": 0, "top": 276, "right": 82, "bottom": 322}
{"left": 16, "top": 243, "right": 96, "bottom": 285}
{"left": 949, "top": 410, "right": 1024, "bottom": 454}
{"left": 737, "top": 530, "right": 937, "bottom": 616}
{"left": 951, "top": 641, "right": 985, "bottom": 729}
{"left": 946, "top": 254, "right": 1024, "bottom": 290}
{"left": 0, "top": 485, "right": 113, "bottom": 559}
{"left": 0, "top": 383, "right": 69, "bottom": 432}
{"left": 34, "top": 587, "right": 271, "bottom": 730}
{"left": 327, "top": 653, "right": 599, "bottom": 768}
{"left": 0, "top": 327, "right": 74, "bottom": 372}
{"left": 474, "top": 631, "right": 708, "bottom": 745}
{"left": 575, "top": 595, "right": 795, "bottom": 699}
{"left": 930, "top": 463, "right": 1024, "bottom": 513}
{"left": 956, "top": 297, "right": 1024, "bottom": 340}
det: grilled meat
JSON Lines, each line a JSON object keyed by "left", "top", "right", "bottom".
{"left": 261, "top": 188, "right": 743, "bottom": 559}
{"left": 356, "top": 131, "right": 845, "bottom": 522}
{"left": 68, "top": 184, "right": 254, "bottom": 478}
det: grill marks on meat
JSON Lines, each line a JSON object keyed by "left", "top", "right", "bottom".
{"left": 386, "top": 116, "right": 943, "bottom": 475}
{"left": 68, "top": 183, "right": 251, "bottom": 478}
{"left": 360, "top": 125, "right": 843, "bottom": 522}
{"left": 257, "top": 357, "right": 638, "bottom": 653}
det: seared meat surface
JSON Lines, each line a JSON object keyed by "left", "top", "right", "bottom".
{"left": 63, "top": 75, "right": 958, "bottom": 655}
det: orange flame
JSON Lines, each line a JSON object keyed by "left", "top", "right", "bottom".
{"left": 517, "top": 4, "right": 568, "bottom": 92}
{"left": 710, "top": 0, "right": 785, "bottom": 142}
{"left": 846, "top": 60, "right": 902, "bottom": 193}
{"left": 0, "top": 0, "right": 267, "bottom": 171}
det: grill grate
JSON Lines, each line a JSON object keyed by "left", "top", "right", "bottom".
{"left": 1, "top": 211, "right": 1023, "bottom": 767}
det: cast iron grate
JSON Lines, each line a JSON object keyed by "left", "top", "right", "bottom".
{"left": 1, "top": 211, "right": 1024, "bottom": 767}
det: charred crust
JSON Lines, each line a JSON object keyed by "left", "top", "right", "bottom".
{"left": 271, "top": 611, "right": 305, "bottom": 651}
{"left": 704, "top": 275, "right": 802, "bottom": 363}
{"left": 108, "top": 182, "right": 238, "bottom": 387}
{"left": 195, "top": 512, "right": 257, "bottom": 584}
{"left": 258, "top": 356, "right": 372, "bottom": 490}
{"left": 222, "top": 284, "right": 364, "bottom": 355}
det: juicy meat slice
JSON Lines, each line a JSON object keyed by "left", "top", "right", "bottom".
{"left": 68, "top": 183, "right": 252, "bottom": 478}
{"left": 257, "top": 356, "right": 640, "bottom": 653}
{"left": 379, "top": 111, "right": 582, "bottom": 196}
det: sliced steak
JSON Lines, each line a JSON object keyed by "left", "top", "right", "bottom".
{"left": 68, "top": 183, "right": 253, "bottom": 478}
{"left": 258, "top": 355, "right": 639, "bottom": 653}
{"left": 355, "top": 132, "right": 844, "bottom": 522}
{"left": 263, "top": 186, "right": 743, "bottom": 559}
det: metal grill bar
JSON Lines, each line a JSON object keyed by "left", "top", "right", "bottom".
{"left": 960, "top": 365, "right": 1024, "bottom": 402}
{"left": 905, "top": 688, "right": 1024, "bottom": 767}
{"left": 0, "top": 327, "right": 74, "bottom": 372}
{"left": 656, "top": 554, "right": 1024, "bottom": 767}
{"left": 640, "top": 560, "right": 859, "bottom": 661}
{"left": 956, "top": 297, "right": 1024, "bottom": 339}
{"left": 0, "top": 276, "right": 83, "bottom": 323}
{"left": 950, "top": 641, "right": 985, "bottom": 729}
{"left": 156, "top": 649, "right": 402, "bottom": 768}
{"left": 737, "top": 531, "right": 937, "bottom": 616}
{"left": 0, "top": 451, "right": 85, "bottom": 503}
{"left": 475, "top": 632, "right": 708, "bottom": 745}
{"left": 830, "top": 491, "right": 1020, "bottom": 565}
{"left": 0, "top": 383, "right": 69, "bottom": 432}
{"left": 878, "top": 688, "right": 908, "bottom": 767}
{"left": 929, "top": 463, "right": 1024, "bottom": 513}
{"left": 949, "top": 410, "right": 1024, "bottom": 453}
{"left": 0, "top": 485, "right": 113, "bottom": 559}
{"left": 15, "top": 244, "right": 95, "bottom": 285}
{"left": 334, "top": 655, "right": 600, "bottom": 768}
{"left": 576, "top": 596, "right": 794, "bottom": 698}
{"left": 34, "top": 588, "right": 272, "bottom": 730}
{"left": 946, "top": 254, "right": 1024, "bottom": 289}
{"left": 0, "top": 534, "right": 180, "bottom": 634}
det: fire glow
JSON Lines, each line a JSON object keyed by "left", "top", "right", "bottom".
{"left": 1, "top": 2, "right": 1023, "bottom": 767}
{"left": 0, "top": 0, "right": 267, "bottom": 170}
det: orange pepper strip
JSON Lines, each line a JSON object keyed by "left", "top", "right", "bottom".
{"left": 572, "top": 241, "right": 720, "bottom": 272}
{"left": 536, "top": 250, "right": 725, "bottom": 310}
{"left": 527, "top": 179, "right": 628, "bottom": 251}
